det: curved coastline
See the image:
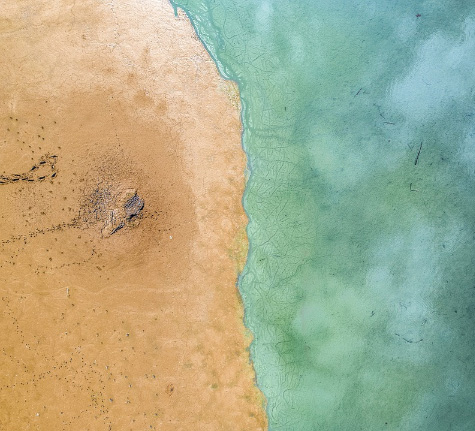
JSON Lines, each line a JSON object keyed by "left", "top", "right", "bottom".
{"left": 169, "top": 0, "right": 269, "bottom": 417}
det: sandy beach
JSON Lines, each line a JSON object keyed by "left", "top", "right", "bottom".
{"left": 0, "top": 1, "right": 266, "bottom": 429}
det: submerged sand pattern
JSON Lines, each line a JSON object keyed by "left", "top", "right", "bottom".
{"left": 0, "top": 1, "right": 266, "bottom": 430}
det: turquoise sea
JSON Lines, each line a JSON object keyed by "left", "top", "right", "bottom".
{"left": 170, "top": 0, "right": 475, "bottom": 429}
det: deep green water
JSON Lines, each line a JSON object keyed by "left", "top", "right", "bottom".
{"left": 169, "top": 0, "right": 475, "bottom": 429}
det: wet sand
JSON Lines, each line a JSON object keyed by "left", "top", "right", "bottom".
{"left": 0, "top": 1, "right": 266, "bottom": 429}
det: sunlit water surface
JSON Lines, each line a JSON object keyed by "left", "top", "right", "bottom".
{"left": 169, "top": 1, "right": 475, "bottom": 429}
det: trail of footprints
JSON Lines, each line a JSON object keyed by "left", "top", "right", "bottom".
{"left": 0, "top": 154, "right": 58, "bottom": 185}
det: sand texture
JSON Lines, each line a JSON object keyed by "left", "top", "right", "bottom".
{"left": 0, "top": 1, "right": 266, "bottom": 429}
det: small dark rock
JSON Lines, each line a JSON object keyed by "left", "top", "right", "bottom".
{"left": 100, "top": 189, "right": 145, "bottom": 237}
{"left": 124, "top": 193, "right": 144, "bottom": 220}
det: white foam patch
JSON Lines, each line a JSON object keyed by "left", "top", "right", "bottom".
{"left": 365, "top": 216, "right": 463, "bottom": 363}
{"left": 290, "top": 33, "right": 305, "bottom": 64}
{"left": 306, "top": 130, "right": 369, "bottom": 188}
{"left": 255, "top": 1, "right": 273, "bottom": 31}
{"left": 394, "top": 15, "right": 417, "bottom": 42}
{"left": 389, "top": 16, "right": 475, "bottom": 121}
{"left": 366, "top": 220, "right": 439, "bottom": 300}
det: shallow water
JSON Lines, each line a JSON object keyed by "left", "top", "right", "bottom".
{"left": 169, "top": 0, "right": 475, "bottom": 429}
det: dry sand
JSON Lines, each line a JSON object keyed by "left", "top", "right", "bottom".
{"left": 0, "top": 1, "right": 266, "bottom": 429}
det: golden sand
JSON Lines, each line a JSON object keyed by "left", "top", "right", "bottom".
{"left": 0, "top": 1, "right": 267, "bottom": 429}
